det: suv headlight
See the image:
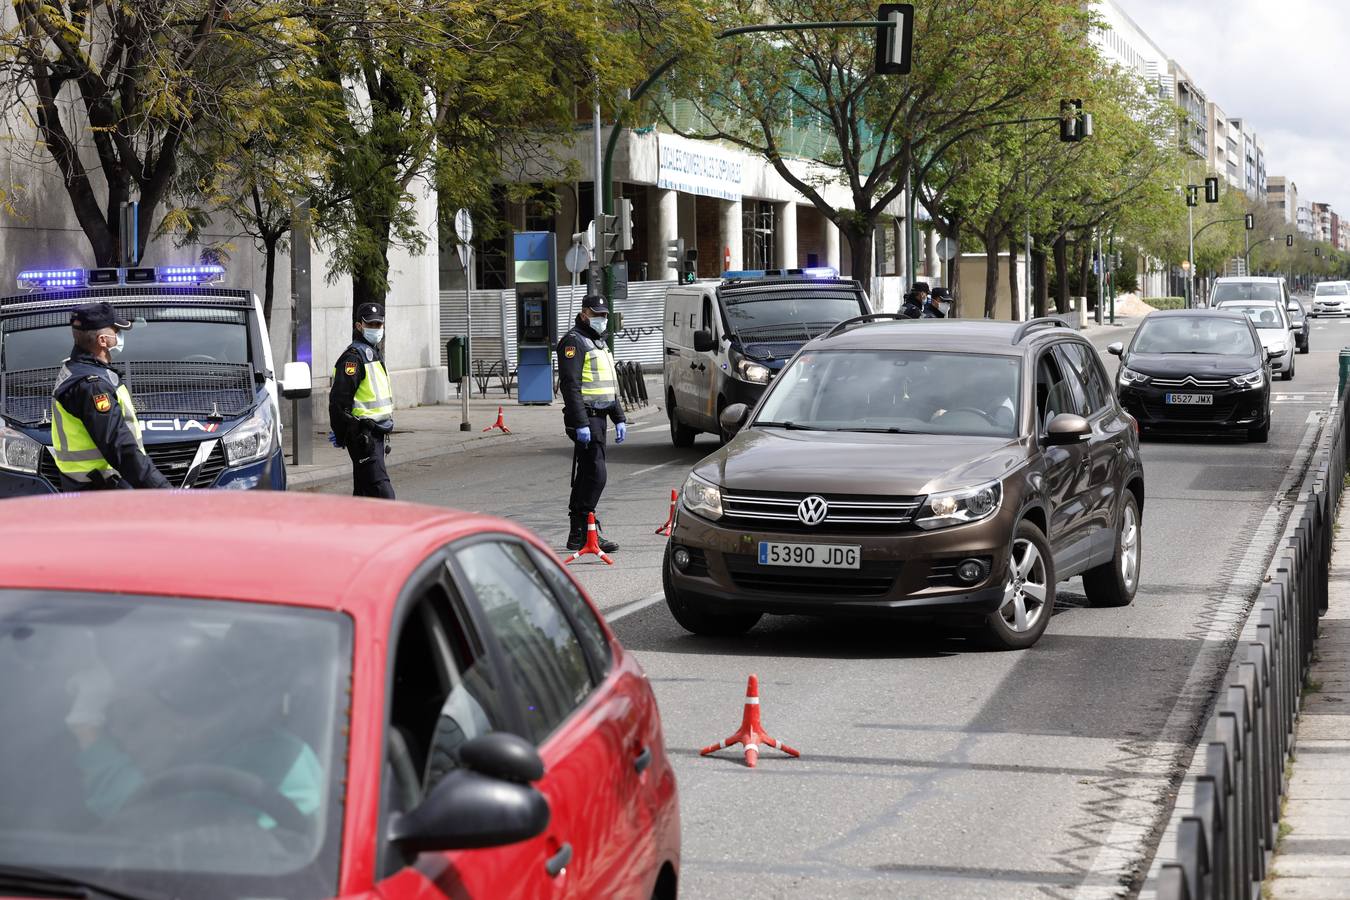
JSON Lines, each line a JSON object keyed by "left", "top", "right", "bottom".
{"left": 222, "top": 403, "right": 276, "bottom": 466}
{"left": 0, "top": 420, "right": 42, "bottom": 474}
{"left": 1118, "top": 367, "right": 1149, "bottom": 387}
{"left": 735, "top": 358, "right": 772, "bottom": 384}
{"left": 915, "top": 481, "right": 1003, "bottom": 530}
{"left": 681, "top": 472, "right": 723, "bottom": 520}
{"left": 1232, "top": 369, "right": 1265, "bottom": 389}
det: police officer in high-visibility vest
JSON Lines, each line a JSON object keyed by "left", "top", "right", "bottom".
{"left": 329, "top": 302, "right": 395, "bottom": 499}
{"left": 49, "top": 302, "right": 171, "bottom": 490}
{"left": 558, "top": 293, "right": 627, "bottom": 552}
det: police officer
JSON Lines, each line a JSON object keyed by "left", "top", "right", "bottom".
{"left": 50, "top": 302, "right": 171, "bottom": 490}
{"left": 901, "top": 281, "right": 930, "bottom": 319}
{"left": 329, "top": 302, "right": 395, "bottom": 499}
{"left": 923, "top": 287, "right": 952, "bottom": 318}
{"left": 558, "top": 294, "right": 626, "bottom": 552}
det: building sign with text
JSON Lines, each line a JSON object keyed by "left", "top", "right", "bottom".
{"left": 656, "top": 132, "right": 744, "bottom": 201}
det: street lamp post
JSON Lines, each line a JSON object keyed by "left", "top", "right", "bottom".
{"left": 1187, "top": 201, "right": 1196, "bottom": 308}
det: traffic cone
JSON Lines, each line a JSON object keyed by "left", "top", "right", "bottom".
{"left": 654, "top": 489, "right": 678, "bottom": 536}
{"left": 564, "top": 513, "right": 614, "bottom": 566}
{"left": 700, "top": 674, "right": 799, "bottom": 768}
{"left": 482, "top": 406, "right": 511, "bottom": 434}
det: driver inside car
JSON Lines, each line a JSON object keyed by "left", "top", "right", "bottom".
{"left": 66, "top": 620, "right": 322, "bottom": 831}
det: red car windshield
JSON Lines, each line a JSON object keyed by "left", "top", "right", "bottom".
{"left": 0, "top": 590, "right": 351, "bottom": 900}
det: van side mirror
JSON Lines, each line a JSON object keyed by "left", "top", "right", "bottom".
{"left": 1106, "top": 342, "right": 1123, "bottom": 357}
{"left": 388, "top": 733, "right": 549, "bottom": 853}
{"left": 1044, "top": 413, "right": 1091, "bottom": 446}
{"left": 719, "top": 403, "right": 749, "bottom": 437}
{"left": 693, "top": 330, "right": 717, "bottom": 353}
{"left": 281, "top": 361, "right": 312, "bottom": 400}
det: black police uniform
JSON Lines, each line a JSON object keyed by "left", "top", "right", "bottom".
{"left": 922, "top": 288, "right": 950, "bottom": 319}
{"left": 52, "top": 351, "right": 172, "bottom": 490}
{"left": 51, "top": 303, "right": 170, "bottom": 491}
{"left": 329, "top": 303, "right": 395, "bottom": 500}
{"left": 557, "top": 302, "right": 626, "bottom": 548}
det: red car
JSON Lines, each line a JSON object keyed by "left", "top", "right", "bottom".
{"left": 0, "top": 493, "right": 679, "bottom": 900}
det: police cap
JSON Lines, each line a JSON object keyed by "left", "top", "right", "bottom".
{"left": 70, "top": 302, "right": 132, "bottom": 331}
{"left": 931, "top": 287, "right": 952, "bottom": 300}
{"left": 582, "top": 294, "right": 608, "bottom": 313}
{"left": 356, "top": 302, "right": 385, "bottom": 323}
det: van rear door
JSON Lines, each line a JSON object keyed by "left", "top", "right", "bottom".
{"left": 664, "top": 289, "right": 700, "bottom": 428}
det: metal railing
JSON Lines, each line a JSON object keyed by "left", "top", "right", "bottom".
{"left": 1156, "top": 384, "right": 1347, "bottom": 899}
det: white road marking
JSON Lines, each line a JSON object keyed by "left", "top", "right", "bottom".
{"left": 629, "top": 459, "right": 683, "bottom": 478}
{"left": 605, "top": 589, "right": 665, "bottom": 623}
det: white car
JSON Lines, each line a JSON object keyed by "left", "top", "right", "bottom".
{"left": 1212, "top": 300, "right": 1297, "bottom": 381}
{"left": 1311, "top": 281, "right": 1349, "bottom": 317}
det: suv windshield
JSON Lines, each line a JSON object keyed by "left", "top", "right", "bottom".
{"left": 755, "top": 349, "right": 1022, "bottom": 437}
{"left": 1132, "top": 317, "right": 1258, "bottom": 355}
{"left": 0, "top": 591, "right": 350, "bottom": 900}
{"left": 1211, "top": 282, "right": 1283, "bottom": 303}
{"left": 1316, "top": 283, "right": 1349, "bottom": 296}
{"left": 1216, "top": 302, "right": 1286, "bottom": 330}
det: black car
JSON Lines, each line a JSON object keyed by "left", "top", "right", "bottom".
{"left": 1287, "top": 297, "right": 1310, "bottom": 353}
{"left": 1109, "top": 310, "right": 1272, "bottom": 442}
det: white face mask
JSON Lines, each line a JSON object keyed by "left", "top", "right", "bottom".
{"left": 588, "top": 316, "right": 608, "bottom": 336}
{"left": 362, "top": 327, "right": 384, "bottom": 345}
{"left": 108, "top": 332, "right": 124, "bottom": 355}
{"left": 939, "top": 301, "right": 952, "bottom": 314}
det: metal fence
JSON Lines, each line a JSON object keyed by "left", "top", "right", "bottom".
{"left": 1155, "top": 385, "right": 1347, "bottom": 900}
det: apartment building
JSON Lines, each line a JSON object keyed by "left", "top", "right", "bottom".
{"left": 1170, "top": 61, "right": 1210, "bottom": 160}
{"left": 1267, "top": 177, "right": 1297, "bottom": 225}
{"left": 1297, "top": 200, "right": 1317, "bottom": 238}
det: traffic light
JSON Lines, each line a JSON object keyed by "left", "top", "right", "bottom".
{"left": 1204, "top": 176, "right": 1220, "bottom": 204}
{"left": 615, "top": 199, "right": 634, "bottom": 252}
{"left": 681, "top": 249, "right": 698, "bottom": 283}
{"left": 1287, "top": 234, "right": 1295, "bottom": 247}
{"left": 666, "top": 238, "right": 698, "bottom": 283}
{"left": 1244, "top": 213, "right": 1255, "bottom": 231}
{"left": 1059, "top": 99, "right": 1092, "bottom": 142}
{"left": 596, "top": 213, "right": 619, "bottom": 266}
{"left": 874, "top": 4, "right": 914, "bottom": 75}
{"left": 1186, "top": 185, "right": 1199, "bottom": 208}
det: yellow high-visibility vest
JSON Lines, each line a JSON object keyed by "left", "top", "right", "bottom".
{"left": 579, "top": 339, "right": 617, "bottom": 404}
{"left": 50, "top": 369, "right": 144, "bottom": 483}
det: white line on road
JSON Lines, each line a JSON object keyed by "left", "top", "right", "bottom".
{"left": 605, "top": 590, "right": 665, "bottom": 623}
{"left": 629, "top": 460, "right": 683, "bottom": 478}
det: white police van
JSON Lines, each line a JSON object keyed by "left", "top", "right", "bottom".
{"left": 663, "top": 268, "right": 870, "bottom": 445}
{"left": 0, "top": 264, "right": 311, "bottom": 495}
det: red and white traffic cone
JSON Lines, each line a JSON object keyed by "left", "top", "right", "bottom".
{"left": 482, "top": 406, "right": 511, "bottom": 434}
{"left": 700, "top": 674, "right": 799, "bottom": 768}
{"left": 654, "top": 489, "right": 678, "bottom": 536}
{"left": 564, "top": 513, "right": 614, "bottom": 566}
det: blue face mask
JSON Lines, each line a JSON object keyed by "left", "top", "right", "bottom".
{"left": 362, "top": 327, "right": 384, "bottom": 345}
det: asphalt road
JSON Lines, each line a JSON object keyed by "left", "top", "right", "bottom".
{"left": 318, "top": 315, "right": 1342, "bottom": 899}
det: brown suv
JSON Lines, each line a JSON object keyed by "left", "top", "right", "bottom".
{"left": 663, "top": 315, "right": 1145, "bottom": 649}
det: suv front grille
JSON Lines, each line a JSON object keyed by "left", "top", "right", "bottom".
{"left": 721, "top": 491, "right": 922, "bottom": 533}
{"left": 724, "top": 554, "right": 899, "bottom": 597}
{"left": 39, "top": 439, "right": 228, "bottom": 489}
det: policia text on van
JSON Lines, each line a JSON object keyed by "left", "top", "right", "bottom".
{"left": 664, "top": 269, "right": 870, "bottom": 446}
{"left": 0, "top": 265, "right": 311, "bottom": 496}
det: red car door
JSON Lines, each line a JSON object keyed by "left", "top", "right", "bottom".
{"left": 451, "top": 539, "right": 653, "bottom": 899}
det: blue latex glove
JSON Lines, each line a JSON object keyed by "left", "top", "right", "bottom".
{"left": 575, "top": 426, "right": 592, "bottom": 445}
{"left": 327, "top": 430, "right": 339, "bottom": 448}
{"left": 615, "top": 422, "right": 627, "bottom": 444}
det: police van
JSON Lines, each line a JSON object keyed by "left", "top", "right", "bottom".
{"left": 0, "top": 265, "right": 311, "bottom": 495}
{"left": 663, "top": 268, "right": 870, "bottom": 445}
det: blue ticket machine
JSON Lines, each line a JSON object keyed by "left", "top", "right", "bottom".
{"left": 514, "top": 232, "right": 556, "bottom": 404}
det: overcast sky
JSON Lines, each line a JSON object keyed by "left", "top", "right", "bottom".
{"left": 1117, "top": 0, "right": 1350, "bottom": 216}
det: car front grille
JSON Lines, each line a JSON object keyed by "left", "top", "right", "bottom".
{"left": 39, "top": 439, "right": 227, "bottom": 489}
{"left": 1150, "top": 376, "right": 1231, "bottom": 389}
{"left": 1141, "top": 398, "right": 1239, "bottom": 422}
{"left": 721, "top": 491, "right": 922, "bottom": 533}
{"left": 724, "top": 554, "right": 900, "bottom": 598}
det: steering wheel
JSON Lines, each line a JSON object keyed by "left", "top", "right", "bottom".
{"left": 934, "top": 407, "right": 1002, "bottom": 427}
{"left": 183, "top": 354, "right": 217, "bottom": 363}
{"left": 109, "top": 764, "right": 309, "bottom": 833}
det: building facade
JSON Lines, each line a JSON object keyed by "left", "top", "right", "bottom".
{"left": 1170, "top": 61, "right": 1209, "bottom": 160}
{"left": 1230, "top": 118, "right": 1267, "bottom": 201}
{"left": 1267, "top": 177, "right": 1297, "bottom": 225}
{"left": 1297, "top": 200, "right": 1316, "bottom": 238}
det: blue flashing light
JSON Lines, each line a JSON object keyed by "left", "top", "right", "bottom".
{"left": 156, "top": 264, "right": 225, "bottom": 285}
{"left": 722, "top": 269, "right": 766, "bottom": 279}
{"left": 17, "top": 268, "right": 85, "bottom": 290}
{"left": 802, "top": 266, "right": 838, "bottom": 278}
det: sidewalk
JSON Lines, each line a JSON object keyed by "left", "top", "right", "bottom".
{"left": 1268, "top": 520, "right": 1350, "bottom": 899}
{"left": 285, "top": 381, "right": 662, "bottom": 490}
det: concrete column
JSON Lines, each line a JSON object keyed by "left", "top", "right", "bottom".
{"left": 720, "top": 199, "right": 743, "bottom": 272}
{"left": 648, "top": 187, "right": 678, "bottom": 280}
{"left": 824, "top": 217, "right": 841, "bottom": 271}
{"left": 776, "top": 202, "right": 798, "bottom": 269}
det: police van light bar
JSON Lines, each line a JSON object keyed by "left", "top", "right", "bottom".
{"left": 157, "top": 264, "right": 225, "bottom": 284}
{"left": 723, "top": 266, "right": 840, "bottom": 281}
{"left": 801, "top": 266, "right": 838, "bottom": 278}
{"left": 17, "top": 268, "right": 84, "bottom": 290}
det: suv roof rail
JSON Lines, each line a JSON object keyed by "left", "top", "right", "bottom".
{"left": 1011, "top": 317, "right": 1071, "bottom": 344}
{"left": 824, "top": 312, "right": 910, "bottom": 339}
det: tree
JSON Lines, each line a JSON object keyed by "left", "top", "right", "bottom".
{"left": 0, "top": 1, "right": 316, "bottom": 265}
{"left": 665, "top": 0, "right": 1094, "bottom": 296}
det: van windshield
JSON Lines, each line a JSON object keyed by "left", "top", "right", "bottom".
{"left": 1, "top": 306, "right": 250, "bottom": 372}
{"left": 724, "top": 294, "right": 866, "bottom": 342}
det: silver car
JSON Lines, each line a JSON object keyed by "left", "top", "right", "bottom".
{"left": 1311, "top": 281, "right": 1349, "bottom": 317}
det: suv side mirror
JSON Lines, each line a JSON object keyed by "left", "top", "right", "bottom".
{"left": 693, "top": 329, "right": 717, "bottom": 353}
{"left": 281, "top": 361, "right": 312, "bottom": 400}
{"left": 1044, "top": 413, "right": 1091, "bottom": 446}
{"left": 1106, "top": 342, "right": 1124, "bottom": 357}
{"left": 388, "top": 733, "right": 549, "bottom": 853}
{"left": 719, "top": 402, "right": 750, "bottom": 437}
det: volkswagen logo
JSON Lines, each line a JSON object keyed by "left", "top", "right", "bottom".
{"left": 797, "top": 495, "right": 829, "bottom": 526}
